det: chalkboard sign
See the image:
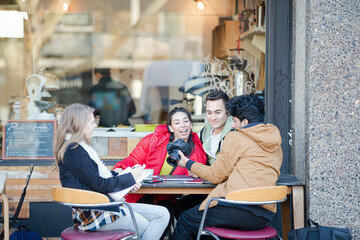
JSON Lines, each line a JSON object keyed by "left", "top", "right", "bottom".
{"left": 2, "top": 120, "right": 56, "bottom": 159}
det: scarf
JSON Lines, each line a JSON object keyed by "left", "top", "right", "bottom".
{"left": 65, "top": 134, "right": 113, "bottom": 179}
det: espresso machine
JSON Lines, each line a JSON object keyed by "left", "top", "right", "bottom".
{"left": 230, "top": 57, "right": 248, "bottom": 96}
{"left": 170, "top": 62, "right": 209, "bottom": 116}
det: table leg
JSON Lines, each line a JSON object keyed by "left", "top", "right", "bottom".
{"left": 281, "top": 196, "right": 291, "bottom": 240}
{"left": 292, "top": 186, "right": 304, "bottom": 229}
{"left": 0, "top": 193, "right": 9, "bottom": 240}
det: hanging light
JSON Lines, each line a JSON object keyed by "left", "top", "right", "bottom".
{"left": 62, "top": 1, "right": 70, "bottom": 12}
{"left": 195, "top": 0, "right": 205, "bottom": 10}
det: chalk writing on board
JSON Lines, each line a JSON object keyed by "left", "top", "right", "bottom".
{"left": 2, "top": 121, "right": 56, "bottom": 159}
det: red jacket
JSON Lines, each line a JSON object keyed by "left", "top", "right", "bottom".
{"left": 113, "top": 124, "right": 207, "bottom": 202}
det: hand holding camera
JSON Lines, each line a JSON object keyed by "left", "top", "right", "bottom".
{"left": 166, "top": 139, "right": 191, "bottom": 166}
{"left": 177, "top": 151, "right": 190, "bottom": 168}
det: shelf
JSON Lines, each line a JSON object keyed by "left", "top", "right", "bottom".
{"left": 240, "top": 27, "right": 265, "bottom": 41}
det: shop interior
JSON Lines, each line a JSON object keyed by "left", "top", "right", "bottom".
{"left": 0, "top": 0, "right": 267, "bottom": 140}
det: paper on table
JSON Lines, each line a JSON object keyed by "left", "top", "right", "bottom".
{"left": 108, "top": 167, "right": 151, "bottom": 201}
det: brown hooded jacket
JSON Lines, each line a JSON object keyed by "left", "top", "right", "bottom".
{"left": 191, "top": 123, "right": 283, "bottom": 212}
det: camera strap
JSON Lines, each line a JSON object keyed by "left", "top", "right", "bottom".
{"left": 169, "top": 165, "right": 177, "bottom": 175}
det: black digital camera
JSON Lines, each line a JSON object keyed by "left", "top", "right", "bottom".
{"left": 166, "top": 139, "right": 191, "bottom": 166}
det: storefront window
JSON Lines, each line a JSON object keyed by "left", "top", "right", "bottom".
{"left": 0, "top": 0, "right": 234, "bottom": 126}
{"left": 0, "top": 0, "right": 291, "bottom": 171}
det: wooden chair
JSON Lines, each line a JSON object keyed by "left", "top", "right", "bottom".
{"left": 51, "top": 186, "right": 140, "bottom": 240}
{"left": 196, "top": 186, "right": 288, "bottom": 240}
{"left": 0, "top": 172, "right": 9, "bottom": 240}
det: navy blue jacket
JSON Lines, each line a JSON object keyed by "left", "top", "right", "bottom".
{"left": 58, "top": 143, "right": 136, "bottom": 194}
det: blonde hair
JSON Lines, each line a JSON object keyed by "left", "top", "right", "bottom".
{"left": 54, "top": 103, "right": 95, "bottom": 162}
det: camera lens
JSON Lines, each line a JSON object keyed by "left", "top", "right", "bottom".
{"left": 167, "top": 154, "right": 179, "bottom": 166}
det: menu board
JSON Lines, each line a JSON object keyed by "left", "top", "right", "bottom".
{"left": 2, "top": 120, "right": 56, "bottom": 159}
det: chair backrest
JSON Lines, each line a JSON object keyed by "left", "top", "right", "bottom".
{"left": 51, "top": 186, "right": 110, "bottom": 204}
{"left": 226, "top": 186, "right": 287, "bottom": 203}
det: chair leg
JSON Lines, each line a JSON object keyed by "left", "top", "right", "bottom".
{"left": 122, "top": 202, "right": 140, "bottom": 240}
{"left": 196, "top": 199, "right": 215, "bottom": 240}
{"left": 168, "top": 218, "right": 174, "bottom": 239}
{"left": 0, "top": 194, "right": 9, "bottom": 240}
{"left": 202, "top": 229, "right": 221, "bottom": 240}
{"left": 275, "top": 234, "right": 283, "bottom": 240}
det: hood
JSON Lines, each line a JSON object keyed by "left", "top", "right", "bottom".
{"left": 153, "top": 124, "right": 170, "bottom": 137}
{"left": 221, "top": 116, "right": 234, "bottom": 139}
{"left": 238, "top": 123, "right": 282, "bottom": 153}
{"left": 151, "top": 125, "right": 171, "bottom": 146}
{"left": 202, "top": 115, "right": 233, "bottom": 140}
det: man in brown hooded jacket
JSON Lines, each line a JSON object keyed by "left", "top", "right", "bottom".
{"left": 171, "top": 94, "right": 283, "bottom": 240}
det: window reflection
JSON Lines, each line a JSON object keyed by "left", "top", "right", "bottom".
{"left": 0, "top": 0, "right": 230, "bottom": 125}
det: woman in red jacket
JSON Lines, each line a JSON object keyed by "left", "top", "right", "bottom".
{"left": 113, "top": 107, "right": 206, "bottom": 239}
{"left": 113, "top": 107, "right": 207, "bottom": 203}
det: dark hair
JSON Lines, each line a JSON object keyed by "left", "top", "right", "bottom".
{"left": 94, "top": 68, "right": 110, "bottom": 76}
{"left": 167, "top": 107, "right": 194, "bottom": 155}
{"left": 206, "top": 90, "right": 230, "bottom": 104}
{"left": 225, "top": 94, "right": 265, "bottom": 123}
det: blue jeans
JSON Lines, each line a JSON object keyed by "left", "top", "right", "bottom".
{"left": 98, "top": 203, "right": 170, "bottom": 240}
{"left": 171, "top": 204, "right": 270, "bottom": 240}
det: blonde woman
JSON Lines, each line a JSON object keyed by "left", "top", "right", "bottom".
{"left": 54, "top": 103, "right": 169, "bottom": 240}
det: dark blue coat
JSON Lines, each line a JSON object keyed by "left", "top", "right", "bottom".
{"left": 58, "top": 143, "right": 136, "bottom": 194}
